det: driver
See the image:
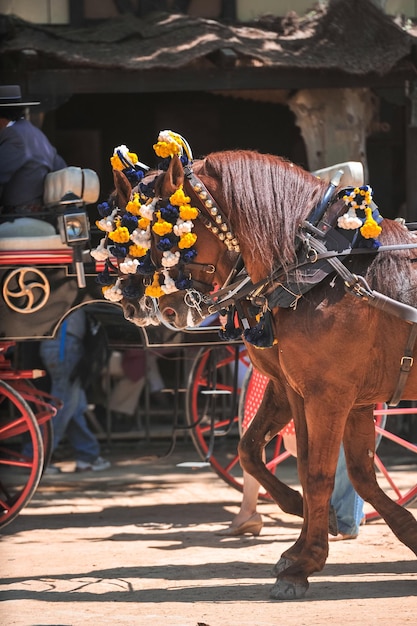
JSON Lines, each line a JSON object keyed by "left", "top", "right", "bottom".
{"left": 0, "top": 84, "right": 66, "bottom": 215}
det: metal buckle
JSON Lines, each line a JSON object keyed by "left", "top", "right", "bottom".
{"left": 400, "top": 355, "right": 414, "bottom": 370}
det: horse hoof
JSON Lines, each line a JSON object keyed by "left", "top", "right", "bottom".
{"left": 272, "top": 556, "right": 294, "bottom": 576}
{"left": 270, "top": 578, "right": 309, "bottom": 600}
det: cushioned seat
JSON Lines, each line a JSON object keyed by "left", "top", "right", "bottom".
{"left": 0, "top": 217, "right": 69, "bottom": 250}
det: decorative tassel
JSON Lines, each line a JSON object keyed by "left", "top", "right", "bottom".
{"left": 175, "top": 268, "right": 192, "bottom": 290}
{"left": 95, "top": 262, "right": 113, "bottom": 286}
{"left": 244, "top": 310, "right": 277, "bottom": 349}
{"left": 122, "top": 277, "right": 143, "bottom": 300}
{"left": 145, "top": 273, "right": 165, "bottom": 298}
{"left": 136, "top": 250, "right": 156, "bottom": 276}
{"left": 218, "top": 308, "right": 242, "bottom": 341}
{"left": 360, "top": 206, "right": 382, "bottom": 239}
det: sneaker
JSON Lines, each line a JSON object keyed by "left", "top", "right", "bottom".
{"left": 43, "top": 464, "right": 62, "bottom": 475}
{"left": 75, "top": 456, "right": 111, "bottom": 472}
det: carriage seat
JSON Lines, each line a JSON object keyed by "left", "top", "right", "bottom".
{"left": 43, "top": 166, "right": 99, "bottom": 207}
{"left": 0, "top": 167, "right": 100, "bottom": 251}
{"left": 0, "top": 217, "right": 69, "bottom": 250}
{"left": 312, "top": 161, "right": 364, "bottom": 188}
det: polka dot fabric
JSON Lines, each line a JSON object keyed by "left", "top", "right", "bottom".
{"left": 243, "top": 368, "right": 295, "bottom": 436}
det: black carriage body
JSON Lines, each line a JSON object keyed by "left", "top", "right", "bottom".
{"left": 0, "top": 248, "right": 104, "bottom": 340}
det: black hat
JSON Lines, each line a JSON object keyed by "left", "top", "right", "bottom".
{"left": 0, "top": 85, "right": 40, "bottom": 107}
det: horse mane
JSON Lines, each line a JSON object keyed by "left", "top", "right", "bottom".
{"left": 366, "top": 219, "right": 417, "bottom": 306}
{"left": 200, "top": 150, "right": 328, "bottom": 272}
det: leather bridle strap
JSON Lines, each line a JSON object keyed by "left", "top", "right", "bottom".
{"left": 183, "top": 164, "right": 240, "bottom": 253}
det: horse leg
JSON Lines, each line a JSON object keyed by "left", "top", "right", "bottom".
{"left": 238, "top": 381, "right": 303, "bottom": 518}
{"left": 270, "top": 397, "right": 346, "bottom": 600}
{"left": 343, "top": 406, "right": 417, "bottom": 555}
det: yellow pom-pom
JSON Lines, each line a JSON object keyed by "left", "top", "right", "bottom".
{"left": 153, "top": 141, "right": 181, "bottom": 159}
{"left": 145, "top": 274, "right": 164, "bottom": 298}
{"left": 360, "top": 207, "right": 382, "bottom": 239}
{"left": 179, "top": 205, "right": 198, "bottom": 220}
{"left": 110, "top": 150, "right": 139, "bottom": 171}
{"left": 129, "top": 244, "right": 148, "bottom": 257}
{"left": 110, "top": 154, "right": 124, "bottom": 171}
{"left": 152, "top": 218, "right": 173, "bottom": 236}
{"left": 95, "top": 219, "right": 108, "bottom": 232}
{"left": 170, "top": 187, "right": 191, "bottom": 207}
{"left": 108, "top": 226, "right": 130, "bottom": 243}
{"left": 178, "top": 232, "right": 197, "bottom": 249}
{"left": 138, "top": 217, "right": 150, "bottom": 230}
{"left": 126, "top": 193, "right": 142, "bottom": 216}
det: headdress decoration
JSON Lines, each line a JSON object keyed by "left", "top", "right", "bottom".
{"left": 337, "top": 185, "right": 382, "bottom": 244}
{"left": 91, "top": 132, "right": 199, "bottom": 303}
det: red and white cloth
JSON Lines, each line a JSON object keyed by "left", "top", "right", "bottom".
{"left": 243, "top": 368, "right": 295, "bottom": 436}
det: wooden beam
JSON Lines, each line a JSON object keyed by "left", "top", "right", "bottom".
{"left": 2, "top": 66, "right": 413, "bottom": 98}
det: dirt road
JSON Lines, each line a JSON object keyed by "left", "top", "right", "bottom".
{"left": 1, "top": 441, "right": 417, "bottom": 626}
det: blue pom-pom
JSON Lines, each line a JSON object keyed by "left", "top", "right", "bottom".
{"left": 97, "top": 201, "right": 112, "bottom": 217}
{"left": 175, "top": 275, "right": 192, "bottom": 290}
{"left": 157, "top": 234, "right": 177, "bottom": 251}
{"left": 180, "top": 248, "right": 197, "bottom": 263}
{"left": 123, "top": 167, "right": 144, "bottom": 186}
{"left": 160, "top": 203, "right": 179, "bottom": 224}
{"left": 109, "top": 244, "right": 129, "bottom": 258}
{"left": 139, "top": 180, "right": 155, "bottom": 197}
{"left": 121, "top": 213, "right": 138, "bottom": 233}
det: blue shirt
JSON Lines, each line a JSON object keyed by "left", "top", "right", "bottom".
{"left": 0, "top": 117, "right": 66, "bottom": 209}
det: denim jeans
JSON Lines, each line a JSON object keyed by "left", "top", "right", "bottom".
{"left": 40, "top": 334, "right": 100, "bottom": 463}
{"left": 331, "top": 444, "right": 364, "bottom": 535}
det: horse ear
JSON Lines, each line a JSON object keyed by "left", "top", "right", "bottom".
{"left": 113, "top": 169, "right": 132, "bottom": 209}
{"left": 160, "top": 154, "right": 185, "bottom": 196}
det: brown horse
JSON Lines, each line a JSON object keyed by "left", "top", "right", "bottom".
{"left": 108, "top": 150, "right": 417, "bottom": 599}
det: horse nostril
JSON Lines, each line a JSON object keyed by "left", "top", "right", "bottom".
{"left": 163, "top": 307, "right": 176, "bottom": 320}
{"left": 124, "top": 303, "right": 135, "bottom": 320}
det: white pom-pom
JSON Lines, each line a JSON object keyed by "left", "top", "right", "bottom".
{"left": 97, "top": 208, "right": 118, "bottom": 232}
{"left": 161, "top": 250, "right": 180, "bottom": 268}
{"left": 119, "top": 258, "right": 139, "bottom": 274}
{"left": 173, "top": 219, "right": 192, "bottom": 236}
{"left": 90, "top": 237, "right": 110, "bottom": 261}
{"left": 130, "top": 227, "right": 151, "bottom": 248}
{"left": 161, "top": 271, "right": 178, "bottom": 294}
{"left": 103, "top": 280, "right": 123, "bottom": 302}
{"left": 337, "top": 208, "right": 363, "bottom": 230}
{"left": 140, "top": 201, "right": 155, "bottom": 221}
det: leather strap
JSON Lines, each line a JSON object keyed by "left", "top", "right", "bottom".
{"left": 388, "top": 323, "right": 417, "bottom": 407}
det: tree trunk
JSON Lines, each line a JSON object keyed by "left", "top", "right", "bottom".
{"left": 288, "top": 88, "right": 377, "bottom": 180}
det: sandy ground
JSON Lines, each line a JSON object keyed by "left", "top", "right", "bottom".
{"left": 1, "top": 440, "right": 417, "bottom": 626}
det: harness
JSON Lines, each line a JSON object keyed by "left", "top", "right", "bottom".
{"left": 92, "top": 133, "right": 417, "bottom": 407}
{"left": 184, "top": 167, "right": 417, "bottom": 406}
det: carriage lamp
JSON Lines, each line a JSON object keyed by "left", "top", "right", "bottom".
{"left": 57, "top": 194, "right": 91, "bottom": 289}
{"left": 61, "top": 212, "right": 89, "bottom": 244}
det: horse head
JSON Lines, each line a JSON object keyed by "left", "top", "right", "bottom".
{"left": 150, "top": 155, "right": 241, "bottom": 329}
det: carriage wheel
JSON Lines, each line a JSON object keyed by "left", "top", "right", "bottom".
{"left": 188, "top": 356, "right": 417, "bottom": 520}
{"left": 10, "top": 379, "right": 54, "bottom": 470}
{"left": 0, "top": 380, "right": 44, "bottom": 529}
{"left": 366, "top": 404, "right": 417, "bottom": 521}
{"left": 185, "top": 344, "right": 250, "bottom": 489}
